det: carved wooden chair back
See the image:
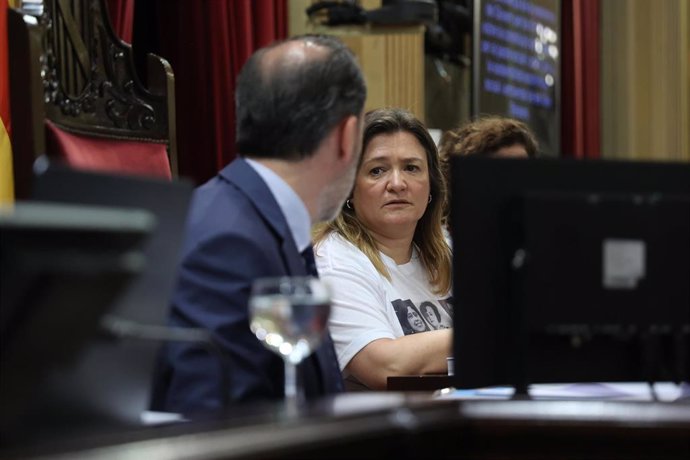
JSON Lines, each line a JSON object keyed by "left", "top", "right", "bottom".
{"left": 9, "top": 0, "right": 177, "bottom": 198}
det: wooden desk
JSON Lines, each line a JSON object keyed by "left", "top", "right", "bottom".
{"left": 387, "top": 374, "right": 453, "bottom": 392}
{"left": 3, "top": 396, "right": 689, "bottom": 459}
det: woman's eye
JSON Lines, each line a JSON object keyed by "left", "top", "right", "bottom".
{"left": 406, "top": 164, "right": 420, "bottom": 172}
{"left": 370, "top": 167, "right": 384, "bottom": 176}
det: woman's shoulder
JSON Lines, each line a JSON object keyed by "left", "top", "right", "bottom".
{"left": 315, "top": 232, "right": 375, "bottom": 272}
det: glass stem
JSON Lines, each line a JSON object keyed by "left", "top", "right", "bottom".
{"left": 284, "top": 359, "right": 297, "bottom": 404}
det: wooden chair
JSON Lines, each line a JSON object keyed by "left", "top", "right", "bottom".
{"left": 8, "top": 0, "right": 177, "bottom": 199}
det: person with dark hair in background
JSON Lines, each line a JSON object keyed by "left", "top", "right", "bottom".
{"left": 313, "top": 108, "right": 453, "bottom": 391}
{"left": 438, "top": 115, "right": 539, "bottom": 162}
{"left": 439, "top": 115, "right": 539, "bottom": 227}
{"left": 152, "top": 34, "right": 367, "bottom": 417}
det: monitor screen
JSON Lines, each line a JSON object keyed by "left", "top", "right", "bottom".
{"left": 473, "top": 0, "right": 560, "bottom": 155}
{"left": 450, "top": 156, "right": 690, "bottom": 393}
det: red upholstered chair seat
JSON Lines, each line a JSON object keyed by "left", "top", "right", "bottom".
{"left": 45, "top": 120, "right": 172, "bottom": 180}
{"left": 9, "top": 1, "right": 176, "bottom": 198}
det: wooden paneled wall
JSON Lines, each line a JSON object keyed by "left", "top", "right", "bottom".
{"left": 337, "top": 29, "right": 425, "bottom": 120}
{"left": 601, "top": 0, "right": 690, "bottom": 161}
{"left": 288, "top": 0, "right": 425, "bottom": 122}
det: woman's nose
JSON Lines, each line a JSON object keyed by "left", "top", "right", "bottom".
{"left": 386, "top": 169, "right": 406, "bottom": 191}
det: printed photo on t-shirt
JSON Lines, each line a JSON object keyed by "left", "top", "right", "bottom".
{"left": 392, "top": 298, "right": 454, "bottom": 335}
{"left": 392, "top": 300, "right": 430, "bottom": 335}
{"left": 419, "top": 301, "right": 452, "bottom": 329}
{"left": 439, "top": 296, "right": 454, "bottom": 320}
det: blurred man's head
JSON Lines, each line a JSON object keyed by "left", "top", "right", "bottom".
{"left": 235, "top": 35, "right": 367, "bottom": 162}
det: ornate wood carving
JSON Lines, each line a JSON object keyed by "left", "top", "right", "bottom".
{"left": 40, "top": 0, "right": 168, "bottom": 141}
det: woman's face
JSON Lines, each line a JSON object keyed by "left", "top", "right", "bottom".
{"left": 406, "top": 306, "right": 426, "bottom": 332}
{"left": 352, "top": 131, "right": 430, "bottom": 240}
{"left": 423, "top": 305, "right": 440, "bottom": 327}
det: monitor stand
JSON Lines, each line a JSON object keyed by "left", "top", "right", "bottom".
{"left": 511, "top": 383, "right": 532, "bottom": 400}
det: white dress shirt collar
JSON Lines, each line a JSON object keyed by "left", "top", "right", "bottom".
{"left": 245, "top": 158, "right": 311, "bottom": 253}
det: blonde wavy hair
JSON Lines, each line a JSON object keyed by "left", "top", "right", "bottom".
{"left": 314, "top": 108, "right": 452, "bottom": 295}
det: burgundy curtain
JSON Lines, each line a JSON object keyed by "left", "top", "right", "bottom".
{"left": 106, "top": 0, "right": 134, "bottom": 43}
{"left": 561, "top": 0, "right": 600, "bottom": 158}
{"left": 155, "top": 0, "right": 287, "bottom": 185}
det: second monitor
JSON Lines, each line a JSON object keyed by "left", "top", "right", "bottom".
{"left": 450, "top": 156, "right": 690, "bottom": 394}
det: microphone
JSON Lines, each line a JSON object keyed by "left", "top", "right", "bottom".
{"left": 100, "top": 315, "right": 232, "bottom": 412}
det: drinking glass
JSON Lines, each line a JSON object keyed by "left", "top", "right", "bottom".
{"left": 248, "top": 276, "right": 331, "bottom": 410}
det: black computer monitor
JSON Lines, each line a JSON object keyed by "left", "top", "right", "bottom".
{"left": 0, "top": 161, "right": 194, "bottom": 444}
{"left": 450, "top": 156, "right": 690, "bottom": 394}
{"left": 32, "top": 162, "right": 194, "bottom": 418}
{"left": 0, "top": 202, "right": 154, "bottom": 440}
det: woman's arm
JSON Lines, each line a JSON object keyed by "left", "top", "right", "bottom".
{"left": 345, "top": 328, "right": 452, "bottom": 390}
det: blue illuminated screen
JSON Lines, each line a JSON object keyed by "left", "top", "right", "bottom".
{"left": 473, "top": 0, "right": 560, "bottom": 155}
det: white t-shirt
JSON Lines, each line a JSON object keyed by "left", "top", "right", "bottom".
{"left": 315, "top": 233, "right": 453, "bottom": 373}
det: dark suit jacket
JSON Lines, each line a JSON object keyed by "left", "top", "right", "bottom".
{"left": 152, "top": 158, "right": 343, "bottom": 416}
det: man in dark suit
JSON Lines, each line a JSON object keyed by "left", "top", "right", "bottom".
{"left": 152, "top": 35, "right": 367, "bottom": 416}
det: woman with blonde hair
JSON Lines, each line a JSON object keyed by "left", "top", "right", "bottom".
{"left": 314, "top": 108, "right": 453, "bottom": 390}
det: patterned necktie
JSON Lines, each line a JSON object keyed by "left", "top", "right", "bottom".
{"left": 300, "top": 244, "right": 345, "bottom": 392}
{"left": 301, "top": 245, "right": 318, "bottom": 277}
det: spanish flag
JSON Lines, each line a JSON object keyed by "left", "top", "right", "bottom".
{"left": 1, "top": 0, "right": 15, "bottom": 205}
{"left": 0, "top": 119, "right": 11, "bottom": 205}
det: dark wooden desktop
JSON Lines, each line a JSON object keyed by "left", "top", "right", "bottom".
{"left": 387, "top": 374, "right": 453, "bottom": 391}
{"left": 2, "top": 393, "right": 689, "bottom": 460}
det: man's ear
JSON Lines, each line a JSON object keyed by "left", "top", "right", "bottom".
{"left": 338, "top": 114, "right": 361, "bottom": 164}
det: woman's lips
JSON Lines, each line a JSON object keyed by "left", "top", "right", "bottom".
{"left": 384, "top": 200, "right": 411, "bottom": 206}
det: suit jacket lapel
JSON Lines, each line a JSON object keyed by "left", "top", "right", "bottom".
{"left": 219, "top": 158, "right": 305, "bottom": 276}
